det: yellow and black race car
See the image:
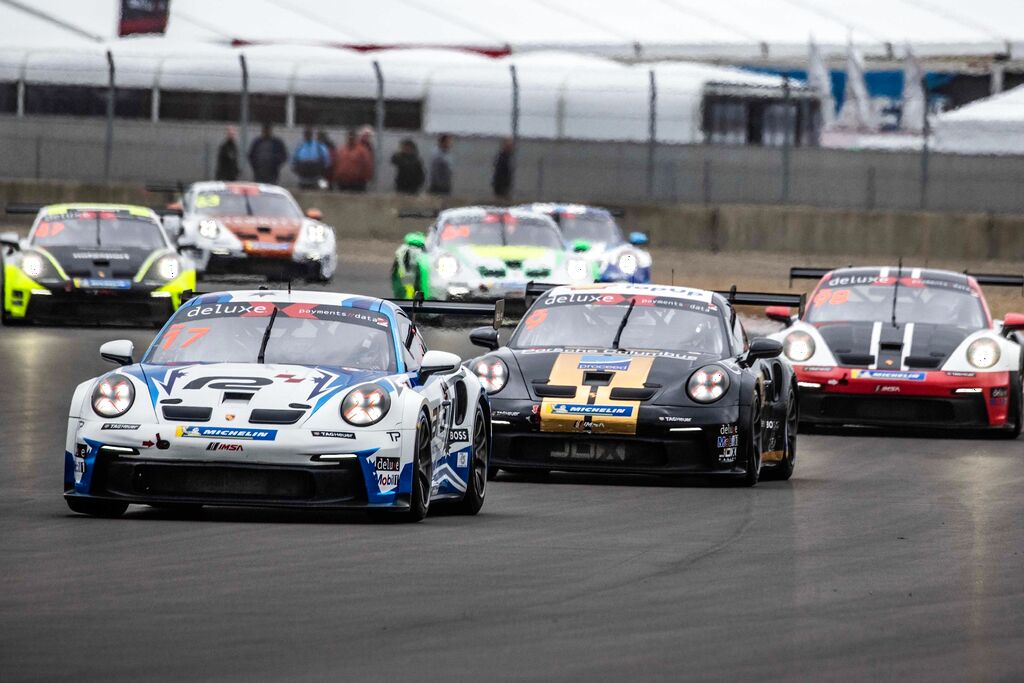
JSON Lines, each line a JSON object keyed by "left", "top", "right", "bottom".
{"left": 1, "top": 203, "right": 195, "bottom": 326}
{"left": 466, "top": 283, "right": 805, "bottom": 486}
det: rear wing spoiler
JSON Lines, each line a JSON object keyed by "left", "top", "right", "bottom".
{"left": 789, "top": 267, "right": 833, "bottom": 286}
{"left": 145, "top": 181, "right": 186, "bottom": 194}
{"left": 715, "top": 287, "right": 806, "bottom": 315}
{"left": 967, "top": 272, "right": 1024, "bottom": 292}
{"left": 5, "top": 203, "right": 181, "bottom": 218}
{"left": 397, "top": 209, "right": 441, "bottom": 219}
{"left": 389, "top": 292, "right": 504, "bottom": 329}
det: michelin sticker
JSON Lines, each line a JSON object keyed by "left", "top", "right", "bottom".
{"left": 851, "top": 370, "right": 926, "bottom": 382}
{"left": 551, "top": 404, "right": 633, "bottom": 417}
{"left": 177, "top": 426, "right": 277, "bottom": 441}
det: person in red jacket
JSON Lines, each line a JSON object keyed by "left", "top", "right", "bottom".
{"left": 332, "top": 130, "right": 373, "bottom": 192}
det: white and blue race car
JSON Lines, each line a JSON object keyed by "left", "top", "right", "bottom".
{"left": 520, "top": 203, "right": 652, "bottom": 283}
{"left": 63, "top": 290, "right": 494, "bottom": 522}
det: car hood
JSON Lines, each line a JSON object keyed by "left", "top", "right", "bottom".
{"left": 133, "top": 362, "right": 390, "bottom": 427}
{"left": 42, "top": 245, "right": 160, "bottom": 279}
{"left": 214, "top": 216, "right": 303, "bottom": 243}
{"left": 814, "top": 320, "right": 973, "bottom": 369}
{"left": 453, "top": 244, "right": 556, "bottom": 266}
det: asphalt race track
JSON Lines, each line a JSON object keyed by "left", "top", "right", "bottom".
{"left": 1, "top": 262, "right": 1022, "bottom": 681}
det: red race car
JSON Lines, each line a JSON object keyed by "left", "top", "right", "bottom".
{"left": 768, "top": 266, "right": 1024, "bottom": 437}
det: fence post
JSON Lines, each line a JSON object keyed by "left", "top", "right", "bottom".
{"left": 781, "top": 76, "right": 792, "bottom": 203}
{"left": 16, "top": 80, "right": 24, "bottom": 117}
{"left": 919, "top": 77, "right": 931, "bottom": 211}
{"left": 372, "top": 60, "right": 385, "bottom": 193}
{"left": 104, "top": 50, "right": 115, "bottom": 181}
{"left": 510, "top": 64, "right": 520, "bottom": 198}
{"left": 647, "top": 69, "right": 657, "bottom": 198}
{"left": 239, "top": 54, "right": 250, "bottom": 178}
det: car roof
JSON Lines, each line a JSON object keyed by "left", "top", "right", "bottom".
{"left": 185, "top": 289, "right": 404, "bottom": 317}
{"left": 437, "top": 206, "right": 556, "bottom": 222}
{"left": 39, "top": 203, "right": 159, "bottom": 220}
{"left": 540, "top": 282, "right": 715, "bottom": 304}
{"left": 520, "top": 203, "right": 613, "bottom": 217}
{"left": 823, "top": 266, "right": 973, "bottom": 286}
{"left": 188, "top": 181, "right": 290, "bottom": 195}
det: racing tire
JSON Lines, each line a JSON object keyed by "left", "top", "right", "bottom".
{"left": 995, "top": 371, "right": 1023, "bottom": 440}
{"left": 737, "top": 391, "right": 763, "bottom": 487}
{"left": 66, "top": 497, "right": 128, "bottom": 517}
{"left": 449, "top": 403, "right": 488, "bottom": 515}
{"left": 370, "top": 411, "right": 432, "bottom": 523}
{"left": 762, "top": 386, "right": 797, "bottom": 481}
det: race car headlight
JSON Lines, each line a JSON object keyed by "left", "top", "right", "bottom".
{"left": 783, "top": 331, "right": 815, "bottom": 362}
{"left": 967, "top": 338, "right": 1000, "bottom": 369}
{"left": 198, "top": 219, "right": 220, "bottom": 239}
{"left": 303, "top": 224, "right": 330, "bottom": 244}
{"left": 155, "top": 255, "right": 181, "bottom": 281}
{"left": 341, "top": 384, "right": 391, "bottom": 426}
{"left": 436, "top": 254, "right": 459, "bottom": 279}
{"left": 616, "top": 252, "right": 638, "bottom": 276}
{"left": 687, "top": 365, "right": 730, "bottom": 403}
{"left": 21, "top": 252, "right": 46, "bottom": 279}
{"left": 566, "top": 257, "right": 590, "bottom": 281}
{"left": 92, "top": 373, "right": 135, "bottom": 418}
{"left": 473, "top": 357, "right": 508, "bottom": 394}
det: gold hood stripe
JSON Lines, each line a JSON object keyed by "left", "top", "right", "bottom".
{"left": 539, "top": 353, "right": 654, "bottom": 435}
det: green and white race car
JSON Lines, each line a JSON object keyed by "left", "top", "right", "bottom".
{"left": 391, "top": 207, "right": 597, "bottom": 301}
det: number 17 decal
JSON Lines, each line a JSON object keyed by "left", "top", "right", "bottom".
{"left": 160, "top": 323, "right": 211, "bottom": 350}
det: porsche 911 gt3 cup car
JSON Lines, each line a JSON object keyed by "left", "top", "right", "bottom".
{"left": 1, "top": 203, "right": 196, "bottom": 326}
{"left": 768, "top": 266, "right": 1024, "bottom": 436}
{"left": 519, "top": 203, "right": 652, "bottom": 283}
{"left": 152, "top": 181, "right": 336, "bottom": 282}
{"left": 64, "top": 290, "right": 495, "bottom": 521}
{"left": 392, "top": 207, "right": 597, "bottom": 301}
{"left": 466, "top": 283, "right": 802, "bottom": 485}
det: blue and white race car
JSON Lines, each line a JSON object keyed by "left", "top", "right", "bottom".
{"left": 520, "top": 203, "right": 652, "bottom": 283}
{"left": 63, "top": 290, "right": 494, "bottom": 522}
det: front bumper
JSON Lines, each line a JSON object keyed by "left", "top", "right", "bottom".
{"left": 488, "top": 397, "right": 750, "bottom": 476}
{"left": 5, "top": 273, "right": 188, "bottom": 324}
{"left": 65, "top": 423, "right": 417, "bottom": 510}
{"left": 795, "top": 366, "right": 1014, "bottom": 429}
{"left": 188, "top": 245, "right": 331, "bottom": 280}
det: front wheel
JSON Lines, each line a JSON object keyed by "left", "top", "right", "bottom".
{"left": 762, "top": 387, "right": 797, "bottom": 481}
{"left": 995, "top": 370, "right": 1023, "bottom": 440}
{"left": 738, "top": 392, "right": 763, "bottom": 487}
{"left": 66, "top": 497, "right": 128, "bottom": 517}
{"left": 370, "top": 412, "right": 432, "bottom": 523}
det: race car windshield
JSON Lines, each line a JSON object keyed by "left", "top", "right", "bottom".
{"left": 190, "top": 191, "right": 302, "bottom": 219}
{"left": 558, "top": 215, "right": 621, "bottom": 245}
{"left": 147, "top": 302, "right": 396, "bottom": 371}
{"left": 511, "top": 296, "right": 727, "bottom": 356}
{"left": 32, "top": 213, "right": 165, "bottom": 249}
{"left": 806, "top": 279, "right": 987, "bottom": 328}
{"left": 438, "top": 216, "right": 563, "bottom": 249}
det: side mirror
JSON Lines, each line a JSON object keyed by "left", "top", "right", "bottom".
{"left": 162, "top": 214, "right": 181, "bottom": 236}
{"left": 765, "top": 305, "right": 794, "bottom": 325}
{"left": 469, "top": 326, "right": 500, "bottom": 351}
{"left": 419, "top": 350, "right": 461, "bottom": 381}
{"left": 167, "top": 201, "right": 183, "bottom": 212}
{"left": 571, "top": 239, "right": 590, "bottom": 253}
{"left": 743, "top": 337, "right": 782, "bottom": 366}
{"left": 305, "top": 208, "right": 322, "bottom": 220}
{"left": 100, "top": 339, "right": 135, "bottom": 366}
{"left": 0, "top": 231, "right": 20, "bottom": 250}
{"left": 628, "top": 231, "right": 648, "bottom": 246}
{"left": 404, "top": 231, "right": 426, "bottom": 249}
{"left": 1002, "top": 312, "right": 1024, "bottom": 335}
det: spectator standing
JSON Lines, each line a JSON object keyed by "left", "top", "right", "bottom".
{"left": 491, "top": 137, "right": 514, "bottom": 200}
{"left": 428, "top": 134, "right": 453, "bottom": 196}
{"left": 317, "top": 130, "right": 336, "bottom": 187}
{"left": 390, "top": 138, "right": 425, "bottom": 195}
{"left": 248, "top": 123, "right": 287, "bottom": 184}
{"left": 215, "top": 126, "right": 239, "bottom": 181}
{"left": 357, "top": 125, "right": 376, "bottom": 187}
{"left": 332, "top": 130, "right": 373, "bottom": 192}
{"left": 291, "top": 127, "right": 331, "bottom": 190}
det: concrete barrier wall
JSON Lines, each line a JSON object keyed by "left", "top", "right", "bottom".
{"left": 1, "top": 178, "right": 1022, "bottom": 262}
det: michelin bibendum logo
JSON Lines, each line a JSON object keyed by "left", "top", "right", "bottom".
{"left": 550, "top": 404, "right": 634, "bottom": 417}
{"left": 578, "top": 355, "right": 631, "bottom": 372}
{"left": 851, "top": 370, "right": 926, "bottom": 382}
{"left": 177, "top": 425, "right": 277, "bottom": 441}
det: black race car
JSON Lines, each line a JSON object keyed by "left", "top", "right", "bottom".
{"left": 2, "top": 203, "right": 195, "bottom": 326}
{"left": 466, "top": 283, "right": 804, "bottom": 485}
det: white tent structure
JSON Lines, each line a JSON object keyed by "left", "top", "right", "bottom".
{"left": 4, "top": 0, "right": 1024, "bottom": 62}
{"left": 932, "top": 84, "right": 1024, "bottom": 155}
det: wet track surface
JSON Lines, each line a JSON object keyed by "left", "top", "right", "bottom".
{"left": 1, "top": 262, "right": 1022, "bottom": 681}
